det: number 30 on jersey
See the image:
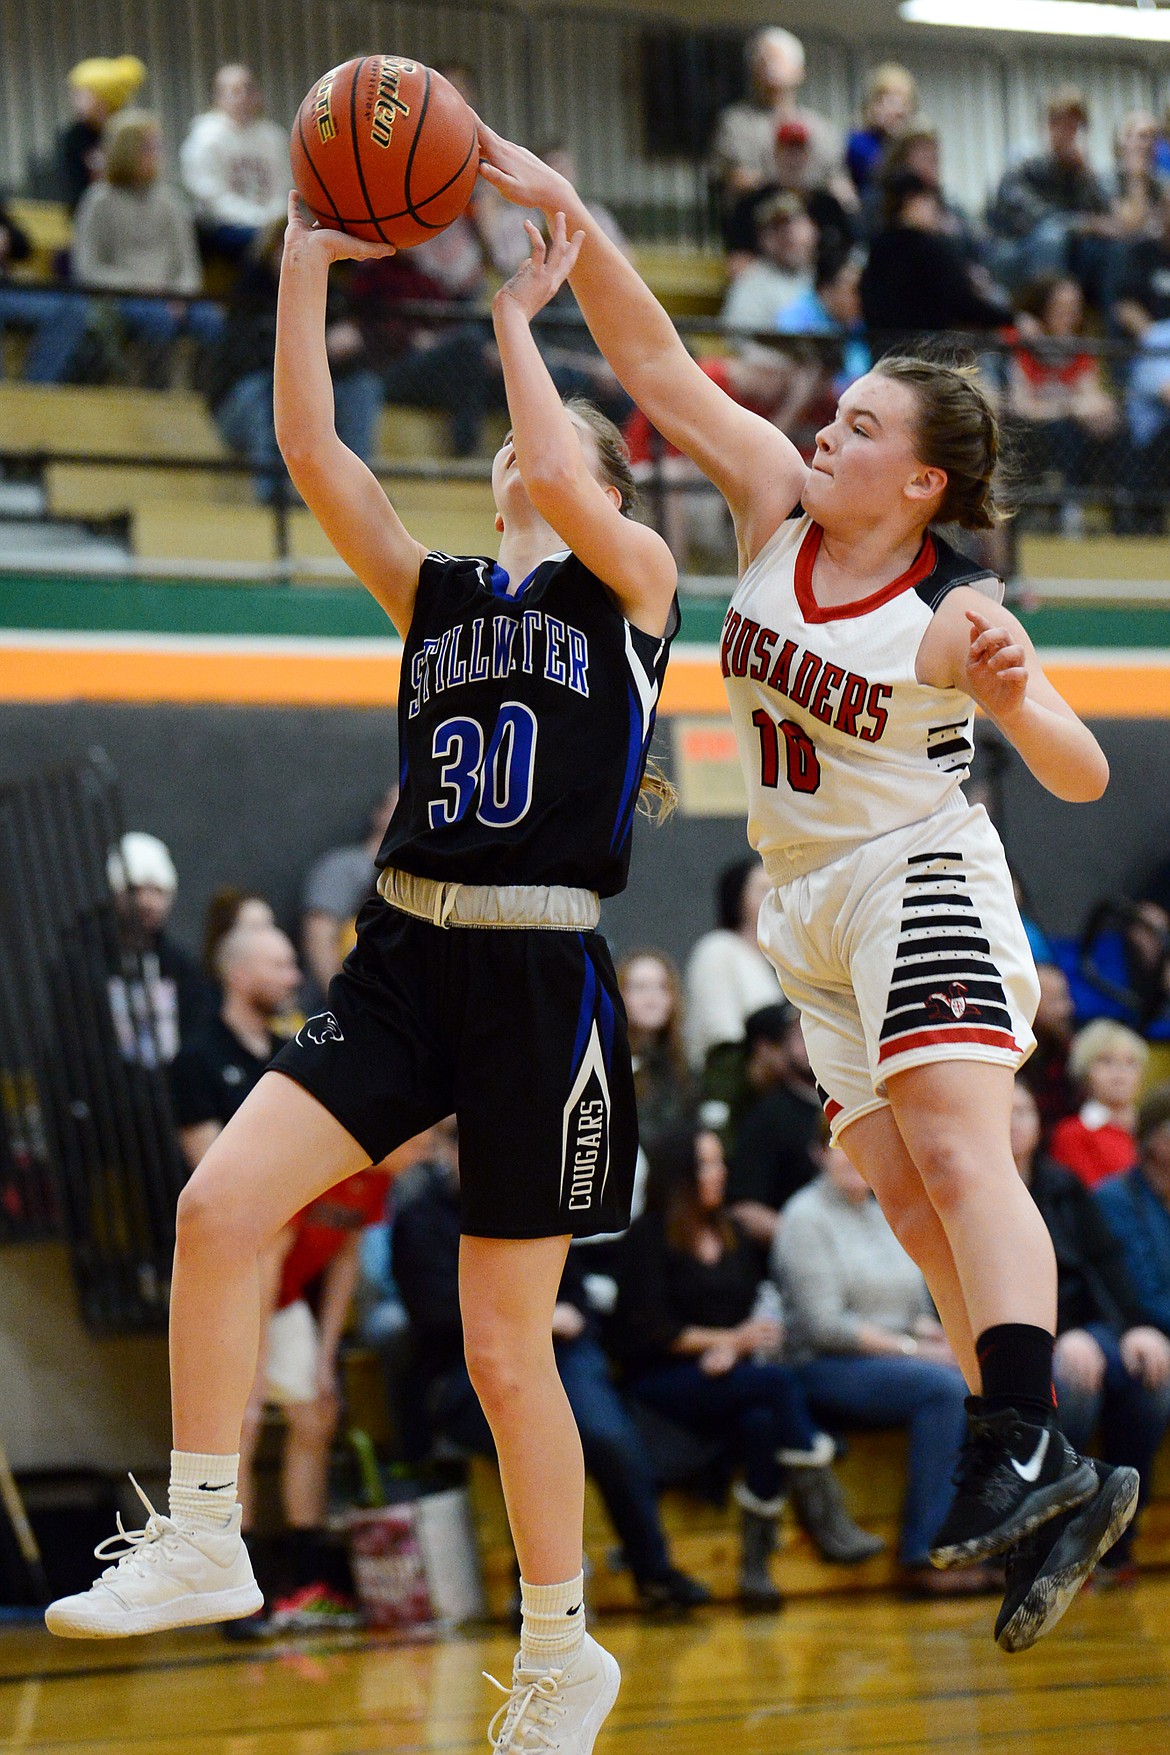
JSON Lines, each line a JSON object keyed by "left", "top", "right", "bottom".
{"left": 428, "top": 702, "right": 538, "bottom": 829}
{"left": 751, "top": 709, "right": 821, "bottom": 794}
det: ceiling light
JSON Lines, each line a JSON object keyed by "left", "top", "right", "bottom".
{"left": 900, "top": 0, "right": 1170, "bottom": 40}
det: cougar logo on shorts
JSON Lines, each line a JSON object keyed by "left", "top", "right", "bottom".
{"left": 297, "top": 1011, "right": 345, "bottom": 1047}
{"left": 925, "top": 981, "right": 980, "bottom": 1023}
{"left": 560, "top": 1019, "right": 611, "bottom": 1216}
{"left": 879, "top": 852, "right": 1018, "bottom": 1063}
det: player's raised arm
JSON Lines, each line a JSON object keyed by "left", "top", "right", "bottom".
{"left": 491, "top": 215, "right": 677, "bottom": 637}
{"left": 478, "top": 126, "right": 808, "bottom": 567}
{"left": 273, "top": 194, "right": 428, "bottom": 637}
{"left": 921, "top": 590, "right": 1109, "bottom": 803}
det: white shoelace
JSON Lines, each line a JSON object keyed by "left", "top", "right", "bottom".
{"left": 484, "top": 1666, "right": 568, "bottom": 1752}
{"left": 92, "top": 1476, "right": 183, "bottom": 1584}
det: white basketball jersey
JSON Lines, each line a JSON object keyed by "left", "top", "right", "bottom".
{"left": 722, "top": 512, "right": 1003, "bottom": 878}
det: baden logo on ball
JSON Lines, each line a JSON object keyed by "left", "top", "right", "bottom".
{"left": 290, "top": 55, "right": 480, "bottom": 248}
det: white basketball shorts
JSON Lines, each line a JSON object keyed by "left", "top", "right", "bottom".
{"left": 263, "top": 1299, "right": 320, "bottom": 1406}
{"left": 758, "top": 801, "right": 1039, "bottom": 1144}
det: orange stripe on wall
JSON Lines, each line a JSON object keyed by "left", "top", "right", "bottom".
{"left": 0, "top": 646, "right": 1166, "bottom": 717}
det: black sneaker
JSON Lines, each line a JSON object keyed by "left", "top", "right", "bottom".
{"left": 929, "top": 1399, "right": 1097, "bottom": 1569}
{"left": 995, "top": 1459, "right": 1139, "bottom": 1654}
{"left": 637, "top": 1568, "right": 713, "bottom": 1615}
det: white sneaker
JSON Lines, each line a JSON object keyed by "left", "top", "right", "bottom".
{"left": 485, "top": 1633, "right": 620, "bottom": 1753}
{"left": 44, "top": 1477, "right": 263, "bottom": 1639}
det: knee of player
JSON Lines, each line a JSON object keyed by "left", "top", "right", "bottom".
{"left": 462, "top": 1327, "right": 536, "bottom": 1413}
{"left": 175, "top": 1164, "right": 264, "bottom": 1258}
{"left": 287, "top": 1396, "right": 338, "bottom": 1445}
{"left": 908, "top": 1135, "right": 985, "bottom": 1214}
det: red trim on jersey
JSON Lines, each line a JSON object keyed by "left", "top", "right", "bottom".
{"left": 794, "top": 522, "right": 937, "bottom": 624}
{"left": 878, "top": 1025, "right": 1021, "bottom": 1063}
{"left": 823, "top": 1097, "right": 843, "bottom": 1123}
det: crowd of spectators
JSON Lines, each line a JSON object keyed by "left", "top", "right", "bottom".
{"left": 94, "top": 807, "right": 1170, "bottom": 1633}
{"left": 5, "top": 38, "right": 1170, "bottom": 531}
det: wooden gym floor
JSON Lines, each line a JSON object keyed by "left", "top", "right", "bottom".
{"left": 1, "top": 1577, "right": 1169, "bottom": 1755}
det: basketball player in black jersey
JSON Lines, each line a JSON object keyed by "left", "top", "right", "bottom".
{"left": 46, "top": 201, "right": 676, "bottom": 1754}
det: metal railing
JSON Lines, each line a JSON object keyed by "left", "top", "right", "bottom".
{"left": 4, "top": 284, "right": 1170, "bottom": 584}
{"left": 0, "top": 752, "right": 187, "bottom": 1332}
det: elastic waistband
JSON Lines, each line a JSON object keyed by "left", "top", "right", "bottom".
{"left": 376, "top": 866, "right": 601, "bottom": 931}
{"left": 765, "top": 837, "right": 871, "bottom": 884}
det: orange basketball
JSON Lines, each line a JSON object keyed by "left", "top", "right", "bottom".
{"left": 290, "top": 56, "right": 479, "bottom": 248}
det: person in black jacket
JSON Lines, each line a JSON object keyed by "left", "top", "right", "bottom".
{"left": 1011, "top": 1079, "right": 1170, "bottom": 1574}
{"left": 390, "top": 1120, "right": 709, "bottom": 1615}
{"left": 206, "top": 221, "right": 383, "bottom": 502}
{"left": 614, "top": 1124, "right": 882, "bottom": 1605}
{"left": 860, "top": 171, "right": 1014, "bottom": 351}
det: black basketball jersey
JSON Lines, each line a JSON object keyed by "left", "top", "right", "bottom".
{"left": 376, "top": 550, "right": 678, "bottom": 896}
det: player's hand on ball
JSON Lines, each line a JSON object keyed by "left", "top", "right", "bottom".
{"left": 494, "top": 215, "right": 585, "bottom": 321}
{"left": 476, "top": 121, "right": 574, "bottom": 211}
{"left": 964, "top": 609, "right": 1029, "bottom": 720}
{"left": 284, "top": 190, "right": 395, "bottom": 265}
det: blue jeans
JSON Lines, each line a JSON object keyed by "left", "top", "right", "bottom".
{"left": 432, "top": 1332, "right": 672, "bottom": 1585}
{"left": 795, "top": 1356, "right": 969, "bottom": 1565}
{"left": 115, "top": 296, "right": 224, "bottom": 348}
{"left": 215, "top": 368, "right": 385, "bottom": 504}
{"left": 0, "top": 286, "right": 90, "bottom": 382}
{"left": 630, "top": 1359, "right": 821, "bottom": 1503}
{"left": 1055, "top": 1323, "right": 1170, "bottom": 1561}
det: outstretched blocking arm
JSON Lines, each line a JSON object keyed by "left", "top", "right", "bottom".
{"left": 920, "top": 590, "right": 1109, "bottom": 803}
{"left": 492, "top": 216, "right": 676, "bottom": 637}
{"left": 478, "top": 127, "right": 809, "bottom": 568}
{"left": 274, "top": 194, "right": 427, "bottom": 637}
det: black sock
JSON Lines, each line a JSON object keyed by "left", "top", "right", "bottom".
{"left": 975, "top": 1323, "right": 1055, "bottom": 1422}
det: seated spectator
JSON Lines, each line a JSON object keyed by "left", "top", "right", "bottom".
{"left": 1071, "top": 897, "right": 1170, "bottom": 1035}
{"left": 390, "top": 1120, "right": 709, "bottom": 1614}
{"left": 712, "top": 27, "right": 853, "bottom": 264}
{"left": 1115, "top": 182, "right": 1170, "bottom": 340}
{"left": 0, "top": 199, "right": 89, "bottom": 383}
{"left": 1097, "top": 1084, "right": 1170, "bottom": 1340}
{"left": 205, "top": 220, "right": 382, "bottom": 503}
{"left": 684, "top": 857, "right": 781, "bottom": 1070}
{"left": 1049, "top": 1020, "right": 1148, "bottom": 1189}
{"left": 72, "top": 110, "right": 223, "bottom": 377}
{"left": 774, "top": 1144, "right": 978, "bottom": 1594}
{"left": 614, "top": 1125, "right": 882, "bottom": 1605}
{"left": 865, "top": 124, "right": 978, "bottom": 258}
{"left": 1108, "top": 111, "right": 1166, "bottom": 245}
{"left": 847, "top": 63, "right": 918, "bottom": 196}
{"left": 776, "top": 244, "right": 870, "bottom": 391}
{"left": 1012, "top": 1079, "right": 1170, "bottom": 1579}
{"left": 300, "top": 785, "right": 398, "bottom": 1001}
{"left": 57, "top": 55, "right": 147, "bottom": 212}
{"left": 169, "top": 921, "right": 297, "bottom": 1170}
{"left": 106, "top": 831, "right": 213, "bottom": 1062}
{"left": 721, "top": 191, "right": 817, "bottom": 339}
{"left": 617, "top": 950, "right": 695, "bottom": 1157}
{"left": 1020, "top": 962, "right": 1079, "bottom": 1138}
{"left": 201, "top": 886, "right": 275, "bottom": 981}
{"left": 180, "top": 64, "right": 291, "bottom": 261}
{"left": 1115, "top": 189, "right": 1170, "bottom": 518}
{"left": 1006, "top": 275, "right": 1120, "bottom": 528}
{"left": 862, "top": 171, "right": 1013, "bottom": 348}
{"left": 987, "top": 88, "right": 1113, "bottom": 297}
{"left": 347, "top": 244, "right": 492, "bottom": 459}
{"left": 725, "top": 124, "right": 856, "bottom": 271}
{"left": 725, "top": 1002, "right": 821, "bottom": 1242}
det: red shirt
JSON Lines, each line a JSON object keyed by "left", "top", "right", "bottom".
{"left": 1048, "top": 1111, "right": 1138, "bottom": 1190}
{"left": 278, "top": 1168, "right": 391, "bottom": 1309}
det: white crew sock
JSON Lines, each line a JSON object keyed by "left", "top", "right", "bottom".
{"left": 168, "top": 1450, "right": 240, "bottom": 1531}
{"left": 519, "top": 1572, "right": 586, "bottom": 1671}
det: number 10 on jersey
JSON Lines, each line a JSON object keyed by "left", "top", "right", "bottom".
{"left": 429, "top": 702, "right": 539, "bottom": 830}
{"left": 752, "top": 710, "right": 821, "bottom": 794}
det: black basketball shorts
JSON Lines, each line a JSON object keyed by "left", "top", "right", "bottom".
{"left": 270, "top": 897, "right": 638, "bottom": 1240}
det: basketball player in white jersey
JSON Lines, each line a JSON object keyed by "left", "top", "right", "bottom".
{"left": 478, "top": 130, "right": 1138, "bottom": 1652}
